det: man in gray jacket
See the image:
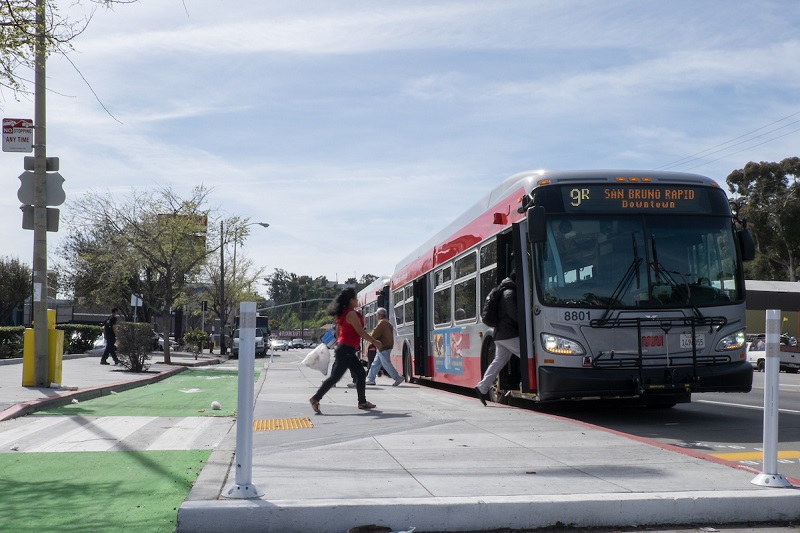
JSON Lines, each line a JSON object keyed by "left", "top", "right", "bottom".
{"left": 475, "top": 271, "right": 519, "bottom": 406}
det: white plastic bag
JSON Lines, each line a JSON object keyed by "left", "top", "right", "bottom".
{"left": 301, "top": 343, "right": 331, "bottom": 375}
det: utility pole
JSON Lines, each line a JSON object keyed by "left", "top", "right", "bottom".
{"left": 32, "top": 0, "right": 49, "bottom": 386}
{"left": 220, "top": 220, "right": 226, "bottom": 355}
{"left": 300, "top": 299, "right": 306, "bottom": 343}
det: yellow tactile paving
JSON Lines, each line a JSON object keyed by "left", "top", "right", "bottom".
{"left": 711, "top": 450, "right": 800, "bottom": 461}
{"left": 253, "top": 418, "right": 313, "bottom": 431}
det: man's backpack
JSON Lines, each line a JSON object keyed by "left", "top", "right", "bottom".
{"left": 481, "top": 283, "right": 507, "bottom": 327}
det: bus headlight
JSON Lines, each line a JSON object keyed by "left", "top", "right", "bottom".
{"left": 716, "top": 329, "right": 746, "bottom": 351}
{"left": 541, "top": 333, "right": 586, "bottom": 356}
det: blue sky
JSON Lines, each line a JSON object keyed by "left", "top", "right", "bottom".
{"left": 1, "top": 0, "right": 799, "bottom": 296}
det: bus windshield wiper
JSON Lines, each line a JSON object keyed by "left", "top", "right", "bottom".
{"left": 600, "top": 233, "right": 642, "bottom": 321}
{"left": 650, "top": 235, "right": 703, "bottom": 317}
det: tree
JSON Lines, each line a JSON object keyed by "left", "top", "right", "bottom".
{"left": 262, "top": 271, "right": 380, "bottom": 335}
{"left": 356, "top": 274, "right": 379, "bottom": 292}
{"left": 58, "top": 186, "right": 218, "bottom": 363}
{"left": 0, "top": 256, "right": 31, "bottom": 324}
{"left": 727, "top": 157, "right": 800, "bottom": 281}
{"left": 57, "top": 221, "right": 153, "bottom": 320}
{"left": 0, "top": 1, "right": 134, "bottom": 104}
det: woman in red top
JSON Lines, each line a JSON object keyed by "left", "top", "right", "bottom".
{"left": 310, "top": 288, "right": 383, "bottom": 414}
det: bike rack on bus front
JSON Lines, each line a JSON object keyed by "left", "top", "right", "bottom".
{"left": 588, "top": 315, "right": 729, "bottom": 393}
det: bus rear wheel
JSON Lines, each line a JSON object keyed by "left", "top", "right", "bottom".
{"left": 402, "top": 347, "right": 413, "bottom": 383}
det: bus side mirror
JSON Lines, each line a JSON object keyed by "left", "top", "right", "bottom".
{"left": 527, "top": 206, "right": 546, "bottom": 244}
{"left": 738, "top": 228, "right": 755, "bottom": 261}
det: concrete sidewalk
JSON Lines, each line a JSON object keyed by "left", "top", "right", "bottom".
{"left": 0, "top": 349, "right": 223, "bottom": 421}
{"left": 177, "top": 352, "right": 800, "bottom": 533}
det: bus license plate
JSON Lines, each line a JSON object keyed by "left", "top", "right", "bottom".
{"left": 680, "top": 334, "right": 704, "bottom": 349}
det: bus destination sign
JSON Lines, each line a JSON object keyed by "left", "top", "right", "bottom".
{"left": 561, "top": 184, "right": 713, "bottom": 213}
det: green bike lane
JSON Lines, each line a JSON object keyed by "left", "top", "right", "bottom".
{"left": 0, "top": 366, "right": 259, "bottom": 533}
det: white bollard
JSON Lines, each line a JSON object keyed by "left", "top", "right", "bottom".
{"left": 224, "top": 301, "right": 264, "bottom": 498}
{"left": 751, "top": 309, "right": 792, "bottom": 487}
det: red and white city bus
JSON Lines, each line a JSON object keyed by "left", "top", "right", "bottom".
{"left": 381, "top": 169, "right": 755, "bottom": 406}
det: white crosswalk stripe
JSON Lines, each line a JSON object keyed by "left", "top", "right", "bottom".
{"left": 27, "top": 416, "right": 157, "bottom": 452}
{"left": 148, "top": 417, "right": 227, "bottom": 450}
{"left": 0, "top": 416, "right": 66, "bottom": 449}
{"left": 0, "top": 415, "right": 234, "bottom": 453}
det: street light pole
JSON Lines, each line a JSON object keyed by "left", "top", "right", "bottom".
{"left": 232, "top": 222, "right": 269, "bottom": 291}
{"left": 220, "top": 221, "right": 268, "bottom": 356}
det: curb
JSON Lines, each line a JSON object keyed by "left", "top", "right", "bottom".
{"left": 0, "top": 365, "right": 189, "bottom": 422}
{"left": 0, "top": 353, "right": 94, "bottom": 366}
{"left": 177, "top": 489, "right": 800, "bottom": 533}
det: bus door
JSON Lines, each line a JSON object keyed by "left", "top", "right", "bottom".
{"left": 494, "top": 230, "right": 524, "bottom": 392}
{"left": 512, "top": 220, "right": 536, "bottom": 394}
{"left": 413, "top": 276, "right": 432, "bottom": 377}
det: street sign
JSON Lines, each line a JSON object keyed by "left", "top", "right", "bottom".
{"left": 24, "top": 156, "right": 58, "bottom": 171}
{"left": 2, "top": 118, "right": 33, "bottom": 153}
{"left": 17, "top": 170, "right": 66, "bottom": 206}
{"left": 20, "top": 205, "right": 59, "bottom": 232}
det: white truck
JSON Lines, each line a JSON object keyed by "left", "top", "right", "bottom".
{"left": 231, "top": 327, "right": 268, "bottom": 358}
{"left": 746, "top": 335, "right": 800, "bottom": 373}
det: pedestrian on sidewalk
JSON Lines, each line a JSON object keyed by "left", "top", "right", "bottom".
{"left": 100, "top": 308, "right": 120, "bottom": 366}
{"left": 475, "top": 271, "right": 520, "bottom": 405}
{"left": 310, "top": 288, "right": 383, "bottom": 414}
{"left": 365, "top": 307, "right": 404, "bottom": 386}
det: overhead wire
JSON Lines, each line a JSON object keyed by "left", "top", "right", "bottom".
{"left": 656, "top": 111, "right": 800, "bottom": 171}
{"left": 680, "top": 126, "right": 800, "bottom": 171}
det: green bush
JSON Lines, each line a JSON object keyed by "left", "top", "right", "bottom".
{"left": 0, "top": 324, "right": 103, "bottom": 359}
{"left": 183, "top": 328, "right": 206, "bottom": 354}
{"left": 117, "top": 321, "right": 153, "bottom": 372}
{"left": 57, "top": 324, "right": 103, "bottom": 355}
{"left": 0, "top": 326, "right": 24, "bottom": 359}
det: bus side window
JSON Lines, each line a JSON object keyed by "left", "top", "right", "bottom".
{"left": 480, "top": 241, "right": 498, "bottom": 305}
{"left": 454, "top": 252, "right": 477, "bottom": 321}
{"left": 394, "top": 288, "right": 404, "bottom": 326}
{"left": 404, "top": 285, "right": 414, "bottom": 324}
{"left": 434, "top": 265, "right": 452, "bottom": 326}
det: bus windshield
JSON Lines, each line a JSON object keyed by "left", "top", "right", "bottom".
{"left": 536, "top": 214, "right": 741, "bottom": 309}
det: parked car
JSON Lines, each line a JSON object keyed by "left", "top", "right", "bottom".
{"left": 291, "top": 338, "right": 305, "bottom": 349}
{"left": 270, "top": 339, "right": 289, "bottom": 351}
{"left": 157, "top": 335, "right": 178, "bottom": 351}
{"left": 231, "top": 328, "right": 267, "bottom": 358}
{"left": 89, "top": 337, "right": 106, "bottom": 355}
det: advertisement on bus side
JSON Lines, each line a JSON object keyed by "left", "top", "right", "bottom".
{"left": 433, "top": 327, "right": 470, "bottom": 374}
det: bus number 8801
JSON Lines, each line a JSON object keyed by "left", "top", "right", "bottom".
{"left": 564, "top": 311, "right": 590, "bottom": 321}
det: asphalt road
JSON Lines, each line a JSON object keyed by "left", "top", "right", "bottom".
{"left": 534, "top": 370, "right": 800, "bottom": 482}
